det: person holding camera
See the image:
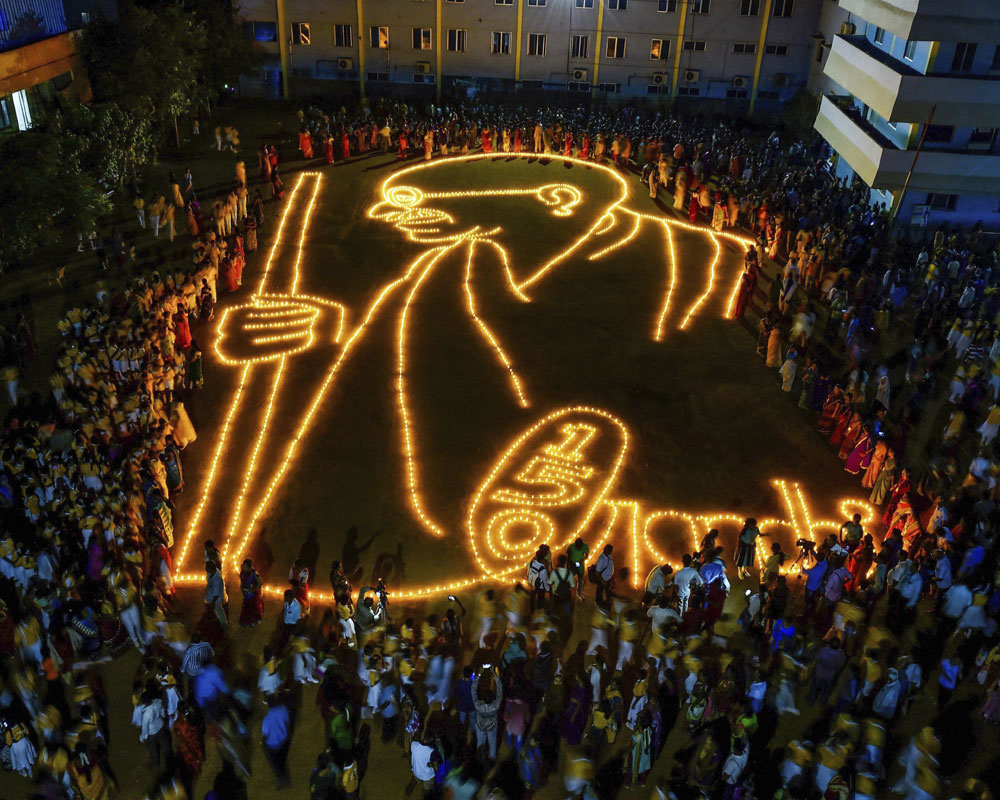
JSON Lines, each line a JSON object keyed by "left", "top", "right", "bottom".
{"left": 472, "top": 665, "right": 503, "bottom": 759}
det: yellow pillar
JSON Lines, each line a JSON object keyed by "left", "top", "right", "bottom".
{"left": 748, "top": 0, "right": 773, "bottom": 114}
{"left": 435, "top": 0, "right": 442, "bottom": 102}
{"left": 515, "top": 0, "right": 524, "bottom": 82}
{"left": 356, "top": 0, "right": 366, "bottom": 100}
{"left": 276, "top": 0, "right": 291, "bottom": 100}
{"left": 591, "top": 0, "right": 605, "bottom": 97}
{"left": 669, "top": 0, "right": 688, "bottom": 106}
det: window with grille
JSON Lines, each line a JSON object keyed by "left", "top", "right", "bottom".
{"left": 492, "top": 31, "right": 511, "bottom": 54}
{"left": 606, "top": 37, "right": 626, "bottom": 58}
{"left": 334, "top": 25, "right": 353, "bottom": 48}
{"left": 447, "top": 29, "right": 467, "bottom": 51}
{"left": 527, "top": 32, "right": 547, "bottom": 56}
{"left": 412, "top": 28, "right": 432, "bottom": 50}
{"left": 571, "top": 35, "right": 589, "bottom": 59}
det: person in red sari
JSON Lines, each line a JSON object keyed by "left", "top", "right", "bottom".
{"left": 818, "top": 387, "right": 846, "bottom": 434}
{"left": 581, "top": 133, "right": 590, "bottom": 160}
{"left": 829, "top": 399, "right": 855, "bottom": 446}
{"left": 513, "top": 128, "right": 522, "bottom": 154}
{"left": 563, "top": 131, "right": 573, "bottom": 158}
{"left": 222, "top": 256, "right": 239, "bottom": 293}
{"left": 268, "top": 144, "right": 279, "bottom": 173}
{"left": 398, "top": 128, "right": 409, "bottom": 159}
{"left": 733, "top": 261, "right": 759, "bottom": 319}
{"left": 270, "top": 165, "right": 285, "bottom": 200}
{"left": 341, "top": 131, "right": 351, "bottom": 161}
{"left": 239, "top": 559, "right": 264, "bottom": 627}
{"left": 299, "top": 128, "right": 314, "bottom": 159}
{"left": 688, "top": 194, "right": 700, "bottom": 223}
{"left": 324, "top": 135, "right": 334, "bottom": 164}
{"left": 482, "top": 127, "right": 492, "bottom": 153}
{"left": 174, "top": 308, "right": 192, "bottom": 351}
{"left": 837, "top": 413, "right": 864, "bottom": 459}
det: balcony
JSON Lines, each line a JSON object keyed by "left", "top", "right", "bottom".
{"left": 824, "top": 35, "right": 1000, "bottom": 128}
{"left": 839, "top": 0, "right": 1000, "bottom": 42}
{"left": 814, "top": 94, "right": 1000, "bottom": 195}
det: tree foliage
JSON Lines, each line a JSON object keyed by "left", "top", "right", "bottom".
{"left": 49, "top": 102, "right": 153, "bottom": 189}
{"left": 0, "top": 132, "right": 111, "bottom": 267}
{"left": 81, "top": 0, "right": 262, "bottom": 145}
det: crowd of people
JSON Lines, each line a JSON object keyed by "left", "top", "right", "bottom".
{"left": 0, "top": 95, "right": 997, "bottom": 800}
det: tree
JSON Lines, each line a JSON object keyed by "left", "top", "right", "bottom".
{"left": 81, "top": 1, "right": 203, "bottom": 148}
{"left": 0, "top": 132, "right": 111, "bottom": 269}
{"left": 81, "top": 0, "right": 261, "bottom": 147}
{"left": 49, "top": 102, "right": 153, "bottom": 189}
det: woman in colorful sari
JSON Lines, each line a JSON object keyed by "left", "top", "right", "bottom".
{"left": 239, "top": 559, "right": 264, "bottom": 628}
{"left": 625, "top": 711, "right": 653, "bottom": 788}
{"left": 245, "top": 215, "right": 258, "bottom": 254}
{"left": 845, "top": 426, "right": 874, "bottom": 475}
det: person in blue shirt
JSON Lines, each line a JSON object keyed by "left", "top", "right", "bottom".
{"left": 261, "top": 696, "right": 292, "bottom": 787}
{"left": 192, "top": 661, "right": 228, "bottom": 718}
{"left": 454, "top": 666, "right": 475, "bottom": 726}
{"left": 804, "top": 555, "right": 829, "bottom": 618}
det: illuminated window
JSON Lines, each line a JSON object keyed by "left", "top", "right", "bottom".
{"left": 370, "top": 26, "right": 389, "bottom": 48}
{"left": 291, "top": 22, "right": 310, "bottom": 45}
{"left": 650, "top": 39, "right": 670, "bottom": 60}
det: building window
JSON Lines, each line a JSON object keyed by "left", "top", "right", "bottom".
{"left": 726, "top": 88, "right": 748, "bottom": 99}
{"left": 527, "top": 32, "right": 547, "bottom": 56}
{"left": 608, "top": 0, "right": 627, "bottom": 9}
{"left": 606, "top": 36, "right": 626, "bottom": 58}
{"left": 651, "top": 39, "right": 670, "bottom": 60}
{"left": 575, "top": 0, "right": 594, "bottom": 6}
{"left": 991, "top": 45, "right": 1000, "bottom": 70}
{"left": 413, "top": 74, "right": 435, "bottom": 84}
{"left": 496, "top": 0, "right": 514, "bottom": 4}
{"left": 740, "top": 0, "right": 760, "bottom": 15}
{"left": 732, "top": 42, "right": 756, "bottom": 54}
{"left": 692, "top": 0, "right": 710, "bottom": 12}
{"left": 527, "top": 0, "right": 546, "bottom": 6}
{"left": 412, "top": 28, "right": 432, "bottom": 50}
{"left": 334, "top": 24, "right": 353, "bottom": 48}
{"left": 245, "top": 21, "right": 277, "bottom": 43}
{"left": 926, "top": 193, "right": 957, "bottom": 211}
{"left": 597, "top": 82, "right": 620, "bottom": 93}
{"left": 291, "top": 22, "right": 311, "bottom": 45}
{"left": 367, "top": 71, "right": 389, "bottom": 82}
{"left": 571, "top": 34, "right": 589, "bottom": 59}
{"left": 772, "top": 0, "right": 793, "bottom": 16}
{"left": 568, "top": 81, "right": 591, "bottom": 92}
{"left": 446, "top": 0, "right": 464, "bottom": 3}
{"left": 764, "top": 44, "right": 788, "bottom": 55}
{"left": 904, "top": 39, "right": 917, "bottom": 61}
{"left": 492, "top": 31, "right": 511, "bottom": 54}
{"left": 676, "top": 86, "right": 701, "bottom": 96}
{"left": 370, "top": 26, "right": 389, "bottom": 48}
{"left": 951, "top": 42, "right": 977, "bottom": 72}
{"left": 447, "top": 29, "right": 467, "bottom": 51}
{"left": 658, "top": 0, "right": 677, "bottom": 11}
{"left": 873, "top": 26, "right": 885, "bottom": 45}
{"left": 683, "top": 40, "right": 706, "bottom": 52}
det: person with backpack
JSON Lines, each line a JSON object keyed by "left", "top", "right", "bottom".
{"left": 551, "top": 555, "right": 576, "bottom": 636}
{"left": 527, "top": 546, "right": 551, "bottom": 610}
{"left": 567, "top": 538, "right": 590, "bottom": 600}
{"left": 591, "top": 545, "right": 615, "bottom": 608}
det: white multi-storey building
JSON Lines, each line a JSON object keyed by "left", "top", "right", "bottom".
{"left": 812, "top": 0, "right": 1000, "bottom": 229}
{"left": 237, "top": 0, "right": 823, "bottom": 107}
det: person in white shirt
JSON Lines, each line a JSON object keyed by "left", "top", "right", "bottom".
{"left": 138, "top": 682, "right": 170, "bottom": 770}
{"left": 643, "top": 564, "right": 673, "bottom": 604}
{"left": 672, "top": 554, "right": 703, "bottom": 615}
{"left": 941, "top": 581, "right": 973, "bottom": 621}
{"left": 594, "top": 545, "right": 614, "bottom": 607}
{"left": 409, "top": 737, "right": 437, "bottom": 792}
{"left": 647, "top": 596, "right": 681, "bottom": 629}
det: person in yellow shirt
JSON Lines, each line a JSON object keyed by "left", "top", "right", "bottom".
{"left": 341, "top": 758, "right": 360, "bottom": 799}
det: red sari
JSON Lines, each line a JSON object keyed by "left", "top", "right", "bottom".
{"left": 300, "top": 131, "right": 314, "bottom": 159}
{"left": 688, "top": 195, "right": 700, "bottom": 223}
{"left": 482, "top": 129, "right": 492, "bottom": 153}
{"left": 513, "top": 129, "right": 522, "bottom": 154}
{"left": 581, "top": 134, "right": 590, "bottom": 160}
{"left": 341, "top": 133, "right": 351, "bottom": 161}
{"left": 563, "top": 133, "right": 573, "bottom": 158}
{"left": 818, "top": 390, "right": 844, "bottom": 434}
{"left": 174, "top": 310, "right": 192, "bottom": 350}
{"left": 829, "top": 407, "right": 853, "bottom": 447}
{"left": 324, "top": 137, "right": 334, "bottom": 164}
{"left": 837, "top": 415, "right": 864, "bottom": 460}
{"left": 398, "top": 130, "right": 409, "bottom": 159}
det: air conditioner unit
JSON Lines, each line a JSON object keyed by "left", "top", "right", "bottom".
{"left": 416, "top": 61, "right": 432, "bottom": 74}
{"left": 572, "top": 68, "right": 588, "bottom": 81}
{"left": 732, "top": 75, "right": 749, "bottom": 89}
{"left": 337, "top": 57, "right": 354, "bottom": 70}
{"left": 839, "top": 22, "right": 856, "bottom": 35}
{"left": 683, "top": 69, "right": 700, "bottom": 83}
{"left": 774, "top": 73, "right": 789, "bottom": 88}
{"left": 652, "top": 73, "right": 666, "bottom": 86}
